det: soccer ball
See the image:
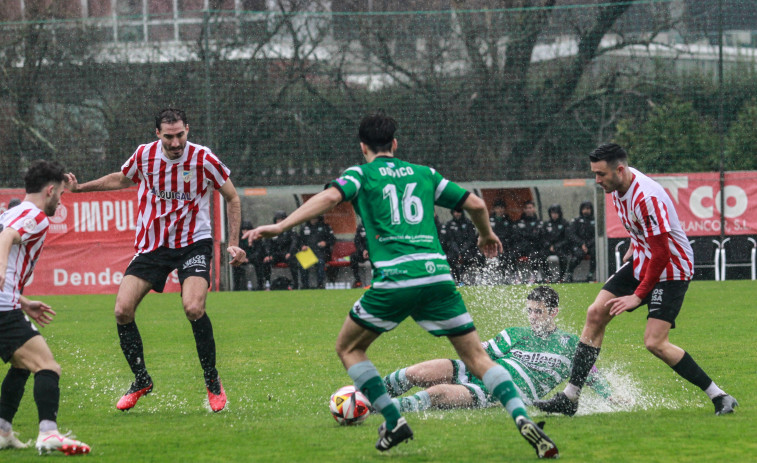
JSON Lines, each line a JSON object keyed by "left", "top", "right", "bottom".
{"left": 329, "top": 385, "right": 371, "bottom": 425}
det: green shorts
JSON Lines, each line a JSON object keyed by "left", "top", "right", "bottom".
{"left": 349, "top": 281, "right": 475, "bottom": 336}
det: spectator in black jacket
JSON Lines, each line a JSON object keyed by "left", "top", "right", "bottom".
{"left": 350, "top": 222, "right": 369, "bottom": 288}
{"left": 445, "top": 209, "right": 482, "bottom": 283}
{"left": 261, "top": 210, "right": 300, "bottom": 289}
{"left": 489, "top": 199, "right": 517, "bottom": 277}
{"left": 299, "top": 215, "right": 336, "bottom": 289}
{"left": 513, "top": 201, "right": 548, "bottom": 282}
{"left": 436, "top": 213, "right": 449, "bottom": 255}
{"left": 566, "top": 201, "right": 596, "bottom": 282}
{"left": 543, "top": 204, "right": 571, "bottom": 282}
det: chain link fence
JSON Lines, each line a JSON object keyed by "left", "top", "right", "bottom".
{"left": 2, "top": 1, "right": 757, "bottom": 188}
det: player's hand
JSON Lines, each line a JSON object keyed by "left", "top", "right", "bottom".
{"left": 606, "top": 294, "right": 642, "bottom": 316}
{"left": 64, "top": 173, "right": 80, "bottom": 192}
{"left": 244, "top": 224, "right": 283, "bottom": 245}
{"left": 477, "top": 233, "right": 503, "bottom": 258}
{"left": 227, "top": 246, "right": 247, "bottom": 266}
{"left": 20, "top": 299, "right": 56, "bottom": 326}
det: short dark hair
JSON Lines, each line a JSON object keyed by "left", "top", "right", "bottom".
{"left": 358, "top": 111, "right": 397, "bottom": 154}
{"left": 24, "top": 160, "right": 65, "bottom": 194}
{"left": 155, "top": 108, "right": 187, "bottom": 130}
{"left": 589, "top": 143, "right": 628, "bottom": 165}
{"left": 527, "top": 286, "right": 559, "bottom": 310}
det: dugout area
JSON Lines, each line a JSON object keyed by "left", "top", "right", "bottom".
{"left": 227, "top": 178, "right": 602, "bottom": 289}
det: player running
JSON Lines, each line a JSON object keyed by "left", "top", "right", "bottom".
{"left": 0, "top": 161, "right": 91, "bottom": 455}
{"left": 534, "top": 143, "right": 737, "bottom": 417}
{"left": 245, "top": 112, "right": 559, "bottom": 458}
{"left": 384, "top": 286, "right": 612, "bottom": 412}
{"left": 65, "top": 108, "right": 246, "bottom": 412}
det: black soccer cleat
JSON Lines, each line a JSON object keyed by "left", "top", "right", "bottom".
{"left": 533, "top": 392, "right": 579, "bottom": 417}
{"left": 375, "top": 417, "right": 413, "bottom": 451}
{"left": 713, "top": 394, "right": 738, "bottom": 415}
{"left": 516, "top": 417, "right": 559, "bottom": 459}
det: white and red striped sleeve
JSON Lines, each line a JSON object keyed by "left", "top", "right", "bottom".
{"left": 634, "top": 195, "right": 671, "bottom": 238}
{"left": 121, "top": 144, "right": 150, "bottom": 183}
{"left": 4, "top": 207, "right": 49, "bottom": 298}
{"left": 202, "top": 151, "right": 230, "bottom": 189}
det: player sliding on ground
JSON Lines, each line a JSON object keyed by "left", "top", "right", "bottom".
{"left": 245, "top": 112, "right": 559, "bottom": 458}
{"left": 534, "top": 143, "right": 737, "bottom": 417}
{"left": 384, "top": 286, "right": 613, "bottom": 413}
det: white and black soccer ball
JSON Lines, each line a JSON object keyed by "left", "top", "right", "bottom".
{"left": 329, "top": 385, "right": 371, "bottom": 425}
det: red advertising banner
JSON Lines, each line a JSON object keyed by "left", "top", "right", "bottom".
{"left": 605, "top": 171, "right": 757, "bottom": 238}
{"left": 1, "top": 188, "right": 222, "bottom": 295}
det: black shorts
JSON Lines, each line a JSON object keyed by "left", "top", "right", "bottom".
{"left": 602, "top": 261, "right": 689, "bottom": 329}
{"left": 125, "top": 239, "right": 213, "bottom": 293}
{"left": 0, "top": 310, "right": 40, "bottom": 363}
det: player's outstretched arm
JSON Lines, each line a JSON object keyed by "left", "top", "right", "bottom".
{"left": 244, "top": 187, "right": 342, "bottom": 245}
{"left": 461, "top": 194, "right": 502, "bottom": 258}
{"left": 65, "top": 172, "right": 133, "bottom": 193}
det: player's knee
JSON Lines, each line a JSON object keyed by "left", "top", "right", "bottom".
{"left": 183, "top": 303, "right": 205, "bottom": 320}
{"left": 114, "top": 304, "right": 135, "bottom": 324}
{"left": 586, "top": 302, "right": 610, "bottom": 327}
{"left": 644, "top": 337, "right": 666, "bottom": 358}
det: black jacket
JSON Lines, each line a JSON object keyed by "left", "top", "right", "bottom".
{"left": 513, "top": 213, "right": 546, "bottom": 256}
{"left": 568, "top": 202, "right": 596, "bottom": 250}
{"left": 353, "top": 224, "right": 368, "bottom": 256}
{"left": 444, "top": 215, "right": 478, "bottom": 259}
{"left": 544, "top": 205, "right": 570, "bottom": 254}
{"left": 299, "top": 219, "right": 336, "bottom": 260}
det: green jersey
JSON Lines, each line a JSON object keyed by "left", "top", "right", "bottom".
{"left": 481, "top": 327, "right": 611, "bottom": 403}
{"left": 331, "top": 157, "right": 468, "bottom": 289}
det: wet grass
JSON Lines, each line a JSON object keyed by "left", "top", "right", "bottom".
{"left": 3, "top": 281, "right": 756, "bottom": 462}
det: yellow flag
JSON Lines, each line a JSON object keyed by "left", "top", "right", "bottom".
{"left": 296, "top": 247, "right": 319, "bottom": 270}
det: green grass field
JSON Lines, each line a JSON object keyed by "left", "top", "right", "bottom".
{"left": 3, "top": 281, "right": 756, "bottom": 462}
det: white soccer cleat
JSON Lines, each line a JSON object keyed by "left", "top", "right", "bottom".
{"left": 36, "top": 430, "right": 91, "bottom": 456}
{"left": 0, "top": 430, "right": 30, "bottom": 449}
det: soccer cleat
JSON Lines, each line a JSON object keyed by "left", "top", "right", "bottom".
{"left": 352, "top": 281, "right": 363, "bottom": 288}
{"left": 375, "top": 417, "right": 413, "bottom": 451}
{"left": 36, "top": 430, "right": 91, "bottom": 456}
{"left": 713, "top": 394, "right": 738, "bottom": 415}
{"left": 0, "top": 430, "right": 30, "bottom": 449}
{"left": 116, "top": 381, "right": 153, "bottom": 411}
{"left": 516, "top": 416, "right": 559, "bottom": 459}
{"left": 533, "top": 392, "right": 579, "bottom": 416}
{"left": 206, "top": 378, "right": 227, "bottom": 412}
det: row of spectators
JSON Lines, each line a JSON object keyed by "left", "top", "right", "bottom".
{"left": 234, "top": 200, "right": 596, "bottom": 290}
{"left": 442, "top": 200, "right": 597, "bottom": 284}
{"left": 232, "top": 211, "right": 337, "bottom": 290}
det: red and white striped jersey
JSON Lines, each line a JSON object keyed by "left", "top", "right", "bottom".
{"left": 121, "top": 140, "right": 230, "bottom": 253}
{"left": 612, "top": 167, "right": 694, "bottom": 282}
{"left": 0, "top": 202, "right": 49, "bottom": 311}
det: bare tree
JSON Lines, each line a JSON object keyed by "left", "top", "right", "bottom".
{"left": 339, "top": 0, "right": 677, "bottom": 179}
